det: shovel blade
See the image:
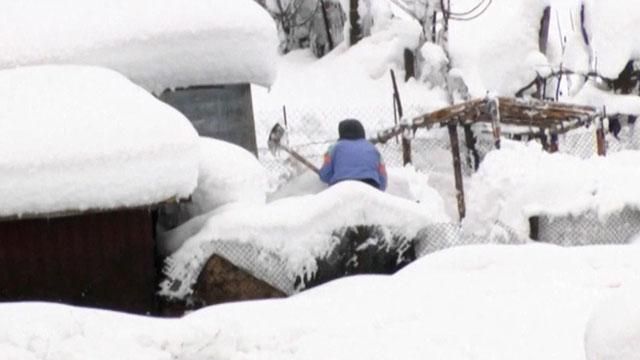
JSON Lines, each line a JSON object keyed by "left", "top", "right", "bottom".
{"left": 268, "top": 123, "right": 286, "bottom": 154}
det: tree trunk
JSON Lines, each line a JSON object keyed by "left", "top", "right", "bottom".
{"left": 349, "top": 0, "right": 362, "bottom": 45}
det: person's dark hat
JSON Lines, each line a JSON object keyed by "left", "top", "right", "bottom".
{"left": 338, "top": 119, "right": 366, "bottom": 140}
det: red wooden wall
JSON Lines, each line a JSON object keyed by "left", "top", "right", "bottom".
{"left": 0, "top": 209, "right": 158, "bottom": 314}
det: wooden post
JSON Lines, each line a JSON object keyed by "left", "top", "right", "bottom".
{"left": 319, "top": 0, "right": 334, "bottom": 52}
{"left": 549, "top": 133, "right": 559, "bottom": 153}
{"left": 529, "top": 216, "right": 540, "bottom": 241}
{"left": 463, "top": 123, "right": 480, "bottom": 171}
{"left": 402, "top": 127, "right": 412, "bottom": 165}
{"left": 448, "top": 123, "right": 466, "bottom": 221}
{"left": 596, "top": 118, "right": 607, "bottom": 156}
{"left": 539, "top": 130, "right": 549, "bottom": 151}
{"left": 538, "top": 6, "right": 551, "bottom": 55}
{"left": 282, "top": 105, "right": 288, "bottom": 128}
{"left": 390, "top": 69, "right": 411, "bottom": 165}
{"left": 488, "top": 98, "right": 501, "bottom": 149}
{"left": 404, "top": 48, "right": 415, "bottom": 81}
{"left": 535, "top": 6, "right": 549, "bottom": 101}
{"left": 349, "top": 0, "right": 362, "bottom": 46}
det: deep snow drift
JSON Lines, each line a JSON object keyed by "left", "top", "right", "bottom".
{"left": 0, "top": 65, "right": 199, "bottom": 217}
{"left": 186, "top": 137, "right": 268, "bottom": 219}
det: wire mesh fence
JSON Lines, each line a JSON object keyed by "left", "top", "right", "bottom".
{"left": 254, "top": 103, "right": 640, "bottom": 248}
{"left": 257, "top": 105, "right": 640, "bottom": 184}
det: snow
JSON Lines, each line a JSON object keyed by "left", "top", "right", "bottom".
{"left": 571, "top": 81, "right": 640, "bottom": 115}
{"left": 4, "top": 244, "right": 640, "bottom": 359}
{"left": 6, "top": 1, "right": 640, "bottom": 359}
{"left": 585, "top": 286, "right": 640, "bottom": 360}
{"left": 185, "top": 137, "right": 268, "bottom": 219}
{"left": 0, "top": 0, "right": 278, "bottom": 93}
{"left": 160, "top": 181, "right": 449, "bottom": 298}
{"left": 0, "top": 65, "right": 199, "bottom": 217}
{"left": 582, "top": 0, "right": 640, "bottom": 79}
{"left": 267, "top": 165, "right": 445, "bottom": 207}
{"left": 463, "top": 140, "right": 640, "bottom": 237}
{"left": 448, "top": 0, "right": 551, "bottom": 97}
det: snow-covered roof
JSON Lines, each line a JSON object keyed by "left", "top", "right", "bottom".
{"left": 0, "top": 0, "right": 279, "bottom": 93}
{"left": 0, "top": 65, "right": 199, "bottom": 218}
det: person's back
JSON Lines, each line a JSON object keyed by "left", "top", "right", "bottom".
{"left": 319, "top": 119, "right": 387, "bottom": 190}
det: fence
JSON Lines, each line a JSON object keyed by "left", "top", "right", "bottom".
{"left": 255, "top": 103, "right": 640, "bottom": 243}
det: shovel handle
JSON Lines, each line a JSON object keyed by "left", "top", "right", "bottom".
{"left": 282, "top": 147, "right": 320, "bottom": 174}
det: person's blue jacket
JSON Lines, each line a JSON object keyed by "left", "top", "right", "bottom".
{"left": 319, "top": 138, "right": 387, "bottom": 191}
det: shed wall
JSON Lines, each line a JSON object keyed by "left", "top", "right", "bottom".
{"left": 0, "top": 209, "right": 157, "bottom": 314}
{"left": 159, "top": 84, "right": 258, "bottom": 155}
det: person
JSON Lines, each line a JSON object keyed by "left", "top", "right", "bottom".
{"left": 319, "top": 119, "right": 387, "bottom": 191}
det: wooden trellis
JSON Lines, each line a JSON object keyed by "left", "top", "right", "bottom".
{"left": 372, "top": 97, "right": 600, "bottom": 222}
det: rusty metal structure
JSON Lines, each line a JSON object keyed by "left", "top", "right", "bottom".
{"left": 372, "top": 96, "right": 600, "bottom": 221}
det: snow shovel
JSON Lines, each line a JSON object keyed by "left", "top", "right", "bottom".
{"left": 268, "top": 123, "right": 320, "bottom": 174}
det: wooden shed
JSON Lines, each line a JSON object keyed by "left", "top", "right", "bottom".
{"left": 0, "top": 66, "right": 200, "bottom": 315}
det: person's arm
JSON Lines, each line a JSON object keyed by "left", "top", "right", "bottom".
{"left": 319, "top": 144, "right": 335, "bottom": 184}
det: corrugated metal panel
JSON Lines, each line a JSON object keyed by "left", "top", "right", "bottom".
{"left": 0, "top": 209, "right": 157, "bottom": 314}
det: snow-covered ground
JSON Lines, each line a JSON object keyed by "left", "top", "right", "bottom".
{"left": 5, "top": 0, "right": 640, "bottom": 359}
{"left": 3, "top": 244, "right": 640, "bottom": 359}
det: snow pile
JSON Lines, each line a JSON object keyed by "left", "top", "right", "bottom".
{"left": 448, "top": 0, "right": 551, "bottom": 96}
{"left": 0, "top": 0, "right": 278, "bottom": 93}
{"left": 0, "top": 65, "right": 199, "bottom": 217}
{"left": 160, "top": 181, "right": 449, "bottom": 298}
{"left": 585, "top": 286, "right": 640, "bottom": 360}
{"left": 4, "top": 244, "right": 640, "bottom": 359}
{"left": 268, "top": 165, "right": 446, "bottom": 208}
{"left": 582, "top": 0, "right": 640, "bottom": 79}
{"left": 186, "top": 137, "right": 268, "bottom": 218}
{"left": 464, "top": 140, "right": 640, "bottom": 237}
{"left": 0, "top": 302, "right": 193, "bottom": 360}
{"left": 571, "top": 81, "right": 640, "bottom": 115}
